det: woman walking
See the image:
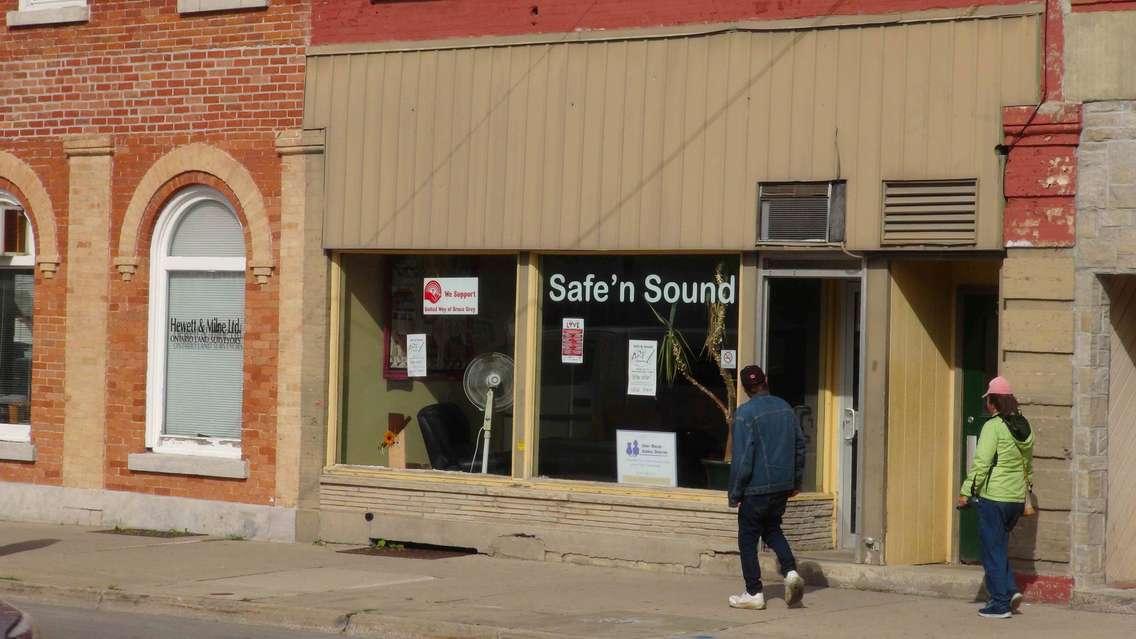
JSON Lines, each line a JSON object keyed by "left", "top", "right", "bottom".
{"left": 958, "top": 376, "right": 1035, "bottom": 619}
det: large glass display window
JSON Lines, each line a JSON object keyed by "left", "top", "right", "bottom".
{"left": 536, "top": 255, "right": 740, "bottom": 489}
{"left": 337, "top": 254, "right": 517, "bottom": 475}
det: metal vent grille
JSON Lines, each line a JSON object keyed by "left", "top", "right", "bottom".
{"left": 882, "top": 179, "right": 978, "bottom": 245}
{"left": 759, "top": 182, "right": 838, "bottom": 243}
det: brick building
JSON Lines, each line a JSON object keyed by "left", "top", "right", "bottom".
{"left": 0, "top": 0, "right": 325, "bottom": 541}
{"left": 1, "top": 0, "right": 1131, "bottom": 612}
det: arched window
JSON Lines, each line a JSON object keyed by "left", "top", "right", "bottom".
{"left": 0, "top": 190, "right": 34, "bottom": 444}
{"left": 146, "top": 186, "right": 246, "bottom": 457}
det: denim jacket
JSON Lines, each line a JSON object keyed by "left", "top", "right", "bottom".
{"left": 728, "top": 393, "right": 806, "bottom": 503}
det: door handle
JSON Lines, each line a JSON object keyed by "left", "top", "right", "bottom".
{"left": 842, "top": 407, "right": 857, "bottom": 442}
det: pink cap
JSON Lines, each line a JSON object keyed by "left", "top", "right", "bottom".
{"left": 983, "top": 376, "right": 1013, "bottom": 397}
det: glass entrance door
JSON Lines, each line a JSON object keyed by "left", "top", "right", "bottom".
{"left": 762, "top": 270, "right": 863, "bottom": 549}
{"left": 837, "top": 281, "right": 861, "bottom": 548}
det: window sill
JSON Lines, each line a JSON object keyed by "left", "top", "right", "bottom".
{"left": 0, "top": 440, "right": 35, "bottom": 462}
{"left": 323, "top": 465, "right": 836, "bottom": 506}
{"left": 6, "top": 6, "right": 89, "bottom": 27}
{"left": 178, "top": 0, "right": 268, "bottom": 14}
{"left": 128, "top": 452, "right": 248, "bottom": 479}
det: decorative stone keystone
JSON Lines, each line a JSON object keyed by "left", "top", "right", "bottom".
{"left": 251, "top": 265, "right": 273, "bottom": 285}
{"left": 114, "top": 257, "right": 140, "bottom": 281}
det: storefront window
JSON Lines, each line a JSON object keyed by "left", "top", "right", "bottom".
{"left": 338, "top": 254, "right": 516, "bottom": 475}
{"left": 537, "top": 255, "right": 739, "bottom": 489}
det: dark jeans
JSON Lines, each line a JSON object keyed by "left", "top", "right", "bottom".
{"left": 737, "top": 491, "right": 797, "bottom": 595}
{"left": 976, "top": 497, "right": 1024, "bottom": 611}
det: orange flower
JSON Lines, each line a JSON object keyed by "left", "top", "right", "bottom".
{"left": 381, "top": 430, "right": 397, "bottom": 449}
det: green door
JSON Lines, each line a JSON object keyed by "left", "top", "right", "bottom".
{"left": 958, "top": 291, "right": 998, "bottom": 563}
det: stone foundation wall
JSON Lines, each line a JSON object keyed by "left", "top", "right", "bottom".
{"left": 318, "top": 472, "right": 834, "bottom": 570}
{"left": 1072, "top": 101, "right": 1136, "bottom": 587}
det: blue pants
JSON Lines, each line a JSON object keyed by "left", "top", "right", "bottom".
{"left": 976, "top": 497, "right": 1024, "bottom": 611}
{"left": 737, "top": 491, "right": 797, "bottom": 595}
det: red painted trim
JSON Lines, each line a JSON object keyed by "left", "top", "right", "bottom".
{"left": 1015, "top": 574, "right": 1074, "bottom": 604}
{"left": 313, "top": 0, "right": 1033, "bottom": 46}
{"left": 1002, "top": 104, "right": 1083, "bottom": 145}
{"left": 1001, "top": 103, "right": 1081, "bottom": 248}
{"left": 1042, "top": 0, "right": 1064, "bottom": 102}
{"left": 1071, "top": 0, "right": 1136, "bottom": 12}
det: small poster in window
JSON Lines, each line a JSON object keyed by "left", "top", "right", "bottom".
{"left": 720, "top": 349, "right": 737, "bottom": 369}
{"left": 561, "top": 318, "right": 584, "bottom": 364}
{"left": 406, "top": 334, "right": 427, "bottom": 378}
{"left": 627, "top": 339, "right": 657, "bottom": 397}
{"left": 423, "top": 277, "right": 479, "bottom": 315}
{"left": 616, "top": 429, "right": 677, "bottom": 487}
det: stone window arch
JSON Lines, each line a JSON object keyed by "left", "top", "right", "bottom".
{"left": 116, "top": 143, "right": 273, "bottom": 284}
{"left": 0, "top": 151, "right": 61, "bottom": 279}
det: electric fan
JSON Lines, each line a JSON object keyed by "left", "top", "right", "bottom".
{"left": 462, "top": 352, "right": 515, "bottom": 473}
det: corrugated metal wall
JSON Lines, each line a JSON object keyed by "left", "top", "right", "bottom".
{"left": 885, "top": 261, "right": 954, "bottom": 566}
{"left": 306, "top": 15, "right": 1040, "bottom": 251}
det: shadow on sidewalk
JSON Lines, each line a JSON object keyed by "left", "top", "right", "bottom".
{"left": 0, "top": 539, "right": 58, "bottom": 557}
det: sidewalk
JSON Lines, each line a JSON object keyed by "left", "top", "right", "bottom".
{"left": 0, "top": 521, "right": 1130, "bottom": 638}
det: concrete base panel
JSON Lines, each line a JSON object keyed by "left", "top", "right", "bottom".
{"left": 0, "top": 483, "right": 298, "bottom": 542}
{"left": 1071, "top": 587, "right": 1136, "bottom": 615}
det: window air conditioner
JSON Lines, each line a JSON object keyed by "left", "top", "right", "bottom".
{"left": 758, "top": 181, "right": 846, "bottom": 244}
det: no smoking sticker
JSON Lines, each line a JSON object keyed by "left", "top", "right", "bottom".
{"left": 720, "top": 349, "right": 737, "bottom": 369}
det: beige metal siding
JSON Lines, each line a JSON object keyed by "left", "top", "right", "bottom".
{"left": 307, "top": 16, "right": 1040, "bottom": 251}
{"left": 885, "top": 261, "right": 955, "bottom": 565}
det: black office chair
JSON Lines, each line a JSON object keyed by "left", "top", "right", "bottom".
{"left": 416, "top": 403, "right": 510, "bottom": 474}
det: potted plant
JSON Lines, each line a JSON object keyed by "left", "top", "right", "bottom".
{"left": 650, "top": 263, "right": 737, "bottom": 490}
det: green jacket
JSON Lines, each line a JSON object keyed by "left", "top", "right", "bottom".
{"left": 960, "top": 414, "right": 1034, "bottom": 503}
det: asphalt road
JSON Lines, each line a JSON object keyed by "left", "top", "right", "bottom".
{"left": 14, "top": 601, "right": 341, "bottom": 639}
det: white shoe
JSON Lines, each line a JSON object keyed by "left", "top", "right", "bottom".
{"left": 1010, "top": 593, "right": 1023, "bottom": 613}
{"left": 729, "top": 591, "right": 766, "bottom": 610}
{"left": 784, "top": 570, "right": 805, "bottom": 606}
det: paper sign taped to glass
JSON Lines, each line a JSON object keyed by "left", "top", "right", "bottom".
{"left": 627, "top": 339, "right": 657, "bottom": 397}
{"left": 423, "top": 277, "right": 479, "bottom": 315}
{"left": 616, "top": 429, "right": 677, "bottom": 488}
{"left": 406, "top": 334, "right": 427, "bottom": 378}
{"left": 561, "top": 317, "right": 584, "bottom": 364}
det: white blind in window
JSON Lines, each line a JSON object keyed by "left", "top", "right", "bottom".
{"left": 169, "top": 201, "right": 245, "bottom": 258}
{"left": 0, "top": 270, "right": 33, "bottom": 425}
{"left": 164, "top": 271, "right": 245, "bottom": 439}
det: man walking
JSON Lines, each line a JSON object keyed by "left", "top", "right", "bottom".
{"left": 727, "top": 365, "right": 806, "bottom": 610}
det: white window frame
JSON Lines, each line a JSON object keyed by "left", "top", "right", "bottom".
{"left": 145, "top": 186, "right": 246, "bottom": 459}
{"left": 0, "top": 190, "right": 35, "bottom": 443}
{"left": 18, "top": 0, "right": 86, "bottom": 10}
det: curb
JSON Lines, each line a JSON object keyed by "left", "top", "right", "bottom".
{"left": 1070, "top": 587, "right": 1136, "bottom": 615}
{"left": 0, "top": 579, "right": 585, "bottom": 639}
{"left": 0, "top": 580, "right": 346, "bottom": 634}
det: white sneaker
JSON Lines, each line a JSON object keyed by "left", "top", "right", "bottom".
{"left": 1010, "top": 593, "right": 1023, "bottom": 613}
{"left": 784, "top": 570, "right": 805, "bottom": 606}
{"left": 728, "top": 591, "right": 766, "bottom": 610}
